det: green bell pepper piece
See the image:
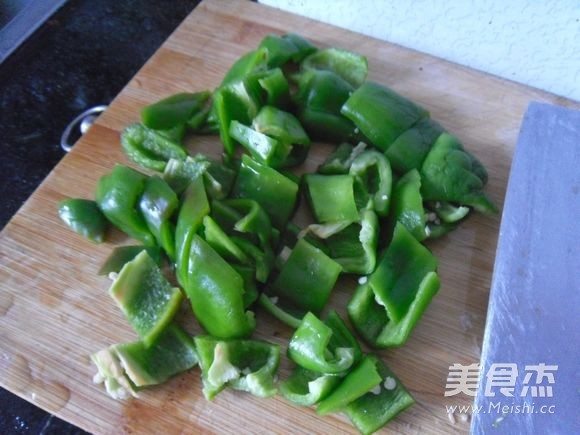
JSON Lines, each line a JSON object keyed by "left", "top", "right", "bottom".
{"left": 91, "top": 324, "right": 197, "bottom": 399}
{"left": 232, "top": 236, "right": 274, "bottom": 283}
{"left": 345, "top": 358, "right": 415, "bottom": 434}
{"left": 195, "top": 336, "right": 280, "bottom": 400}
{"left": 288, "top": 311, "right": 361, "bottom": 375}
{"left": 185, "top": 235, "right": 255, "bottom": 338}
{"left": 259, "top": 33, "right": 316, "bottom": 68}
{"left": 232, "top": 264, "right": 259, "bottom": 308}
{"left": 349, "top": 150, "right": 392, "bottom": 216}
{"left": 270, "top": 239, "right": 342, "bottom": 315}
{"left": 293, "top": 70, "right": 357, "bottom": 142}
{"left": 348, "top": 223, "right": 440, "bottom": 347}
{"left": 388, "top": 169, "right": 427, "bottom": 241}
{"left": 420, "top": 132, "right": 497, "bottom": 213}
{"left": 280, "top": 33, "right": 317, "bottom": 61}
{"left": 232, "top": 155, "right": 298, "bottom": 228}
{"left": 138, "top": 176, "right": 178, "bottom": 260}
{"left": 257, "top": 68, "right": 290, "bottom": 107}
{"left": 109, "top": 250, "right": 182, "bottom": 347}
{"left": 58, "top": 198, "right": 109, "bottom": 243}
{"left": 121, "top": 123, "right": 187, "bottom": 172}
{"left": 95, "top": 164, "right": 154, "bottom": 245}
{"left": 318, "top": 142, "right": 368, "bottom": 175}
{"left": 429, "top": 201, "right": 470, "bottom": 224}
{"left": 230, "top": 120, "right": 289, "bottom": 167}
{"left": 220, "top": 48, "right": 268, "bottom": 87}
{"left": 202, "top": 215, "right": 249, "bottom": 264}
{"left": 316, "top": 355, "right": 382, "bottom": 415}
{"left": 341, "top": 82, "right": 429, "bottom": 151}
{"left": 157, "top": 123, "right": 187, "bottom": 143}
{"left": 258, "top": 293, "right": 302, "bottom": 329}
{"left": 280, "top": 366, "right": 341, "bottom": 406}
{"left": 301, "top": 48, "right": 368, "bottom": 88}
{"left": 253, "top": 105, "right": 310, "bottom": 147}
{"left": 140, "top": 91, "right": 211, "bottom": 130}
{"left": 175, "top": 177, "right": 210, "bottom": 287}
{"left": 304, "top": 174, "right": 359, "bottom": 223}
{"left": 98, "top": 245, "right": 162, "bottom": 276}
{"left": 385, "top": 118, "right": 445, "bottom": 174}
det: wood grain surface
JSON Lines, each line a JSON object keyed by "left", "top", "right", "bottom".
{"left": 0, "top": 0, "right": 578, "bottom": 433}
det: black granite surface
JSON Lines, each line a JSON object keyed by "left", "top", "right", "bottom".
{"left": 0, "top": 0, "right": 200, "bottom": 433}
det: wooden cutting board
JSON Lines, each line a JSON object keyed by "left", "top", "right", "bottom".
{"left": 1, "top": 0, "right": 578, "bottom": 433}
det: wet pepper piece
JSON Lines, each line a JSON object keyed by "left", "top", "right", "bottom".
{"left": 257, "top": 68, "right": 291, "bottom": 107}
{"left": 280, "top": 366, "right": 341, "bottom": 406}
{"left": 388, "top": 169, "right": 427, "bottom": 241}
{"left": 259, "top": 33, "right": 316, "bottom": 68}
{"left": 109, "top": 251, "right": 182, "bottom": 347}
{"left": 348, "top": 223, "right": 440, "bottom": 347}
{"left": 121, "top": 123, "right": 187, "bottom": 172}
{"left": 140, "top": 91, "right": 210, "bottom": 130}
{"left": 232, "top": 155, "right": 298, "bottom": 228}
{"left": 349, "top": 150, "right": 392, "bottom": 216}
{"left": 345, "top": 358, "right": 415, "bottom": 434}
{"left": 195, "top": 336, "right": 280, "bottom": 400}
{"left": 304, "top": 174, "right": 359, "bottom": 223}
{"left": 175, "top": 177, "right": 210, "bottom": 287}
{"left": 270, "top": 239, "right": 342, "bottom": 315}
{"left": 288, "top": 311, "right": 361, "bottom": 374}
{"left": 341, "top": 82, "right": 429, "bottom": 151}
{"left": 185, "top": 235, "right": 255, "bottom": 339}
{"left": 301, "top": 48, "right": 368, "bottom": 88}
{"left": 220, "top": 47, "right": 268, "bottom": 87}
{"left": 316, "top": 355, "right": 382, "bottom": 415}
{"left": 98, "top": 245, "right": 162, "bottom": 276}
{"left": 420, "top": 132, "right": 497, "bottom": 213}
{"left": 138, "top": 176, "right": 178, "bottom": 260}
{"left": 293, "top": 70, "right": 357, "bottom": 142}
{"left": 91, "top": 324, "right": 197, "bottom": 399}
{"left": 58, "top": 198, "right": 109, "bottom": 243}
{"left": 95, "top": 165, "right": 154, "bottom": 245}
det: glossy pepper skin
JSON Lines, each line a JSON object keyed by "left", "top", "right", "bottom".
{"left": 300, "top": 47, "right": 368, "bottom": 88}
{"left": 58, "top": 198, "right": 108, "bottom": 243}
{"left": 232, "top": 155, "right": 298, "bottom": 228}
{"left": 341, "top": 81, "right": 429, "bottom": 151}
{"left": 258, "top": 293, "right": 302, "bottom": 329}
{"left": 318, "top": 142, "right": 368, "bottom": 175}
{"left": 288, "top": 311, "right": 361, "bottom": 375}
{"left": 257, "top": 68, "right": 291, "bottom": 107}
{"left": 140, "top": 91, "right": 211, "bottom": 131}
{"left": 109, "top": 251, "right": 182, "bottom": 347}
{"left": 120, "top": 123, "right": 187, "bottom": 172}
{"left": 345, "top": 357, "right": 415, "bottom": 434}
{"left": 348, "top": 222, "right": 440, "bottom": 347}
{"left": 195, "top": 336, "right": 280, "bottom": 400}
{"left": 305, "top": 174, "right": 360, "bottom": 223}
{"left": 420, "top": 132, "right": 497, "bottom": 213}
{"left": 293, "top": 70, "right": 357, "bottom": 142}
{"left": 270, "top": 239, "right": 342, "bottom": 315}
{"left": 387, "top": 169, "right": 428, "bottom": 241}
{"left": 259, "top": 33, "right": 316, "bottom": 68}
{"left": 98, "top": 245, "right": 162, "bottom": 275}
{"left": 279, "top": 366, "right": 341, "bottom": 406}
{"left": 185, "top": 235, "right": 255, "bottom": 339}
{"left": 138, "top": 176, "right": 178, "bottom": 260}
{"left": 95, "top": 165, "right": 154, "bottom": 245}
{"left": 349, "top": 150, "right": 392, "bottom": 217}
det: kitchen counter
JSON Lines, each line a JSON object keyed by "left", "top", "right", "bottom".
{"left": 0, "top": 0, "right": 199, "bottom": 432}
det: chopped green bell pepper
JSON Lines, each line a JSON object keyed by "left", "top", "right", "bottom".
{"left": 109, "top": 250, "right": 182, "bottom": 347}
{"left": 58, "top": 198, "right": 109, "bottom": 243}
{"left": 185, "top": 235, "right": 255, "bottom": 338}
{"left": 95, "top": 164, "right": 154, "bottom": 245}
{"left": 288, "top": 311, "right": 361, "bottom": 375}
{"left": 257, "top": 68, "right": 291, "bottom": 107}
{"left": 318, "top": 142, "right": 367, "bottom": 175}
{"left": 138, "top": 176, "right": 178, "bottom": 260}
{"left": 301, "top": 48, "right": 368, "bottom": 88}
{"left": 259, "top": 33, "right": 316, "bottom": 68}
{"left": 98, "top": 245, "right": 162, "bottom": 276}
{"left": 195, "top": 336, "right": 280, "bottom": 400}
{"left": 349, "top": 150, "right": 392, "bottom": 216}
{"left": 280, "top": 366, "right": 341, "bottom": 406}
{"left": 304, "top": 174, "right": 359, "bottom": 223}
{"left": 341, "top": 82, "right": 429, "bottom": 151}
{"left": 220, "top": 48, "right": 268, "bottom": 87}
{"left": 258, "top": 293, "right": 302, "bottom": 329}
{"left": 348, "top": 223, "right": 440, "bottom": 347}
{"left": 420, "top": 132, "right": 497, "bottom": 213}
{"left": 140, "top": 91, "right": 210, "bottom": 130}
{"left": 388, "top": 169, "right": 427, "bottom": 241}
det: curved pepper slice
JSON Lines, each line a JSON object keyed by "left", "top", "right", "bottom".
{"left": 91, "top": 324, "right": 197, "bottom": 399}
{"left": 109, "top": 250, "right": 182, "bottom": 347}
{"left": 185, "top": 235, "right": 255, "bottom": 339}
{"left": 98, "top": 245, "right": 162, "bottom": 276}
{"left": 138, "top": 176, "right": 178, "bottom": 260}
{"left": 420, "top": 132, "right": 497, "bottom": 213}
{"left": 305, "top": 174, "right": 359, "bottom": 223}
{"left": 232, "top": 155, "right": 298, "bottom": 228}
{"left": 288, "top": 311, "right": 361, "bottom": 375}
{"left": 270, "top": 239, "right": 342, "bottom": 315}
{"left": 316, "top": 355, "right": 382, "bottom": 416}
{"left": 293, "top": 70, "right": 357, "bottom": 142}
{"left": 58, "top": 198, "right": 109, "bottom": 243}
{"left": 279, "top": 366, "right": 341, "bottom": 406}
{"left": 388, "top": 169, "right": 427, "bottom": 241}
{"left": 349, "top": 150, "right": 392, "bottom": 216}
{"left": 140, "top": 91, "right": 211, "bottom": 130}
{"left": 195, "top": 336, "right": 280, "bottom": 400}
{"left": 345, "top": 357, "right": 415, "bottom": 434}
{"left": 95, "top": 164, "right": 154, "bottom": 245}
{"left": 258, "top": 293, "right": 302, "bottom": 329}
{"left": 258, "top": 68, "right": 291, "bottom": 107}
{"left": 318, "top": 142, "right": 367, "bottom": 175}
{"left": 203, "top": 215, "right": 249, "bottom": 264}
{"left": 301, "top": 48, "right": 368, "bottom": 88}
{"left": 121, "top": 123, "right": 187, "bottom": 172}
{"left": 259, "top": 33, "right": 316, "bottom": 68}
{"left": 220, "top": 47, "right": 268, "bottom": 87}
{"left": 175, "top": 177, "right": 210, "bottom": 287}
{"left": 341, "top": 81, "right": 429, "bottom": 151}
{"left": 348, "top": 222, "right": 440, "bottom": 347}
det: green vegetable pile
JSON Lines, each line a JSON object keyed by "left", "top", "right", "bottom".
{"left": 58, "top": 33, "right": 496, "bottom": 433}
